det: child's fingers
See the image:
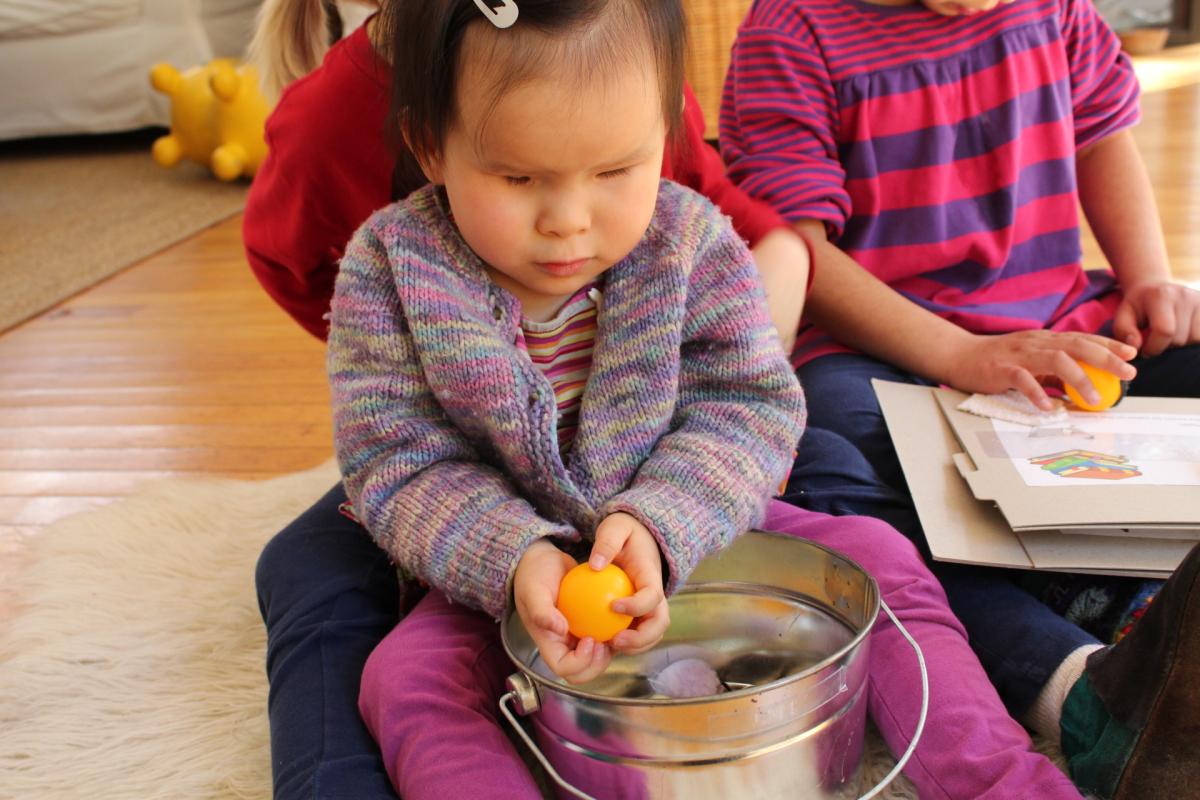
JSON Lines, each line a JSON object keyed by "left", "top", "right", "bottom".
{"left": 610, "top": 602, "right": 670, "bottom": 656}
{"left": 549, "top": 638, "right": 611, "bottom": 685}
{"left": 537, "top": 637, "right": 597, "bottom": 683}
{"left": 1004, "top": 365, "right": 1053, "bottom": 411}
{"left": 529, "top": 605, "right": 569, "bottom": 638}
{"left": 1048, "top": 353, "right": 1102, "bottom": 406}
{"left": 1035, "top": 339, "right": 1132, "bottom": 407}
{"left": 1141, "top": 291, "right": 1180, "bottom": 357}
{"left": 1061, "top": 335, "right": 1137, "bottom": 379}
{"left": 514, "top": 573, "right": 570, "bottom": 638}
{"left": 1112, "top": 301, "right": 1144, "bottom": 350}
{"left": 1001, "top": 336, "right": 1129, "bottom": 407}
{"left": 611, "top": 585, "right": 663, "bottom": 619}
{"left": 589, "top": 514, "right": 634, "bottom": 570}
{"left": 1074, "top": 332, "right": 1138, "bottom": 361}
{"left": 1174, "top": 296, "right": 1198, "bottom": 347}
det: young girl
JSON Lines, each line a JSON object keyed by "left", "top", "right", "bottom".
{"left": 244, "top": 4, "right": 812, "bottom": 796}
{"left": 332, "top": 1, "right": 1083, "bottom": 797}
{"left": 722, "top": 0, "right": 1200, "bottom": 795}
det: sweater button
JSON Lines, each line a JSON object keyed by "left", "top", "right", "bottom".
{"left": 529, "top": 391, "right": 539, "bottom": 407}
{"left": 492, "top": 305, "right": 503, "bottom": 320}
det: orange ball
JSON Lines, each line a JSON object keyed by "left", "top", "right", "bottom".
{"left": 1063, "top": 361, "right": 1123, "bottom": 412}
{"left": 556, "top": 563, "right": 634, "bottom": 642}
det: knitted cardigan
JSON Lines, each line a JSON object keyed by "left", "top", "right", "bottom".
{"left": 328, "top": 181, "right": 806, "bottom": 619}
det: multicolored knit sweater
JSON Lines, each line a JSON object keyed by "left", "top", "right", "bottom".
{"left": 328, "top": 181, "right": 806, "bottom": 619}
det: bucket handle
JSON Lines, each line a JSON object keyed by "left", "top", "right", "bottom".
{"left": 499, "top": 597, "right": 928, "bottom": 800}
{"left": 499, "top": 679, "right": 598, "bottom": 800}
{"left": 858, "top": 597, "right": 928, "bottom": 799}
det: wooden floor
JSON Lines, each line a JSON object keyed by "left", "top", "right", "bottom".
{"left": 1, "top": 63, "right": 1198, "bottom": 553}
{"left": 0, "top": 217, "right": 333, "bottom": 554}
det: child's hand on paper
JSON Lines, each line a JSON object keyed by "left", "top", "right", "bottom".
{"left": 513, "top": 539, "right": 612, "bottom": 684}
{"left": 588, "top": 512, "right": 671, "bottom": 656}
{"left": 946, "top": 330, "right": 1137, "bottom": 410}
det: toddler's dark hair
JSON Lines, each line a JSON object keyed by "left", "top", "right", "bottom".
{"left": 380, "top": 0, "right": 685, "bottom": 196}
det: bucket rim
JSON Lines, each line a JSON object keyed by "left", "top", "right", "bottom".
{"left": 501, "top": 530, "right": 882, "bottom": 708}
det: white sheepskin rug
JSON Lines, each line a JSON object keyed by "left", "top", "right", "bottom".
{"left": 0, "top": 460, "right": 340, "bottom": 800}
{"left": 0, "top": 459, "right": 1062, "bottom": 800}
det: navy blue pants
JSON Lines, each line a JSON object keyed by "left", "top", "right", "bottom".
{"left": 256, "top": 484, "right": 400, "bottom": 799}
{"left": 790, "top": 343, "right": 1200, "bottom": 715}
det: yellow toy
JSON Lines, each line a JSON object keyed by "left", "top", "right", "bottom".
{"left": 1064, "top": 361, "right": 1125, "bottom": 412}
{"left": 209, "top": 61, "right": 272, "bottom": 181}
{"left": 556, "top": 562, "right": 635, "bottom": 643}
{"left": 149, "top": 59, "right": 272, "bottom": 182}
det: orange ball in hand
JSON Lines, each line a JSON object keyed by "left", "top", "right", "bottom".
{"left": 1064, "top": 361, "right": 1124, "bottom": 412}
{"left": 556, "top": 563, "right": 634, "bottom": 642}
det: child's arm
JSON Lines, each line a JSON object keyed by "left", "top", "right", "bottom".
{"left": 752, "top": 227, "right": 811, "bottom": 354}
{"left": 328, "top": 216, "right": 579, "bottom": 619}
{"left": 1077, "top": 129, "right": 1200, "bottom": 355}
{"left": 1060, "top": 0, "right": 1199, "bottom": 352}
{"left": 799, "top": 220, "right": 1137, "bottom": 408}
{"left": 599, "top": 204, "right": 807, "bottom": 595}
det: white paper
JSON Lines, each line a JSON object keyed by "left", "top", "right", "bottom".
{"left": 987, "top": 412, "right": 1200, "bottom": 487}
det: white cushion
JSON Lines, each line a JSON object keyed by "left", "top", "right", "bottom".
{"left": 0, "top": 0, "right": 139, "bottom": 41}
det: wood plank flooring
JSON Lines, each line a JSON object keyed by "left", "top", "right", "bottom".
{"left": 0, "top": 215, "right": 332, "bottom": 550}
{"left": 1, "top": 63, "right": 1198, "bottom": 550}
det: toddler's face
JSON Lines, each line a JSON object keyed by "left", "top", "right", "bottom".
{"left": 920, "top": 0, "right": 1013, "bottom": 16}
{"left": 421, "top": 50, "right": 666, "bottom": 322}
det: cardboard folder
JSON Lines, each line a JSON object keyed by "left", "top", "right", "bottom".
{"left": 873, "top": 379, "right": 1200, "bottom": 578}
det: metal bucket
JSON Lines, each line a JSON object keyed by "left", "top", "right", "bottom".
{"left": 500, "top": 531, "right": 919, "bottom": 800}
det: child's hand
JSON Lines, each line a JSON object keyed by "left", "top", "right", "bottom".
{"left": 588, "top": 513, "right": 670, "bottom": 656}
{"left": 949, "top": 330, "right": 1137, "bottom": 410}
{"left": 1113, "top": 281, "right": 1200, "bottom": 357}
{"left": 513, "top": 539, "right": 611, "bottom": 684}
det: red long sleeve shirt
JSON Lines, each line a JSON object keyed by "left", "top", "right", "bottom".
{"left": 243, "top": 23, "right": 790, "bottom": 340}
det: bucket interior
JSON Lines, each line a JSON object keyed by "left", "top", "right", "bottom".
{"left": 527, "top": 586, "right": 857, "bottom": 701}
{"left": 503, "top": 530, "right": 880, "bottom": 706}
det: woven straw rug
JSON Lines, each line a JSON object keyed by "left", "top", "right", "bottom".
{"left": 0, "top": 130, "right": 247, "bottom": 333}
{"left": 0, "top": 458, "right": 1028, "bottom": 800}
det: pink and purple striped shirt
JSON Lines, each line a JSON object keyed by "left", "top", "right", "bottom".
{"left": 720, "top": 0, "right": 1140, "bottom": 365}
{"left": 517, "top": 283, "right": 600, "bottom": 452}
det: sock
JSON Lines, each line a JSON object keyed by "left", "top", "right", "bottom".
{"left": 1111, "top": 583, "right": 1158, "bottom": 644}
{"left": 1028, "top": 574, "right": 1163, "bottom": 644}
{"left": 1060, "top": 672, "right": 1139, "bottom": 799}
{"left": 1023, "top": 643, "right": 1104, "bottom": 741}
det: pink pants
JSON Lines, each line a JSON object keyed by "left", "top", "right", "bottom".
{"left": 359, "top": 501, "right": 1081, "bottom": 799}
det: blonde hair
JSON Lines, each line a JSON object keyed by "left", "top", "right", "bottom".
{"left": 248, "top": 0, "right": 381, "bottom": 102}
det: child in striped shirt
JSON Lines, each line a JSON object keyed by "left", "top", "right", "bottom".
{"left": 329, "top": 1, "right": 1090, "bottom": 798}
{"left": 722, "top": 0, "right": 1200, "bottom": 796}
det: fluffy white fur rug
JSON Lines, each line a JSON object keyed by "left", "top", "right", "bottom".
{"left": 0, "top": 459, "right": 1070, "bottom": 799}
{"left": 0, "top": 460, "right": 340, "bottom": 800}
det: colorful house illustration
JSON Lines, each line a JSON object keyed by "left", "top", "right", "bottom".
{"left": 1029, "top": 449, "right": 1142, "bottom": 480}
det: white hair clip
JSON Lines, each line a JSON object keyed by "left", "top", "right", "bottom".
{"left": 473, "top": 0, "right": 519, "bottom": 29}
